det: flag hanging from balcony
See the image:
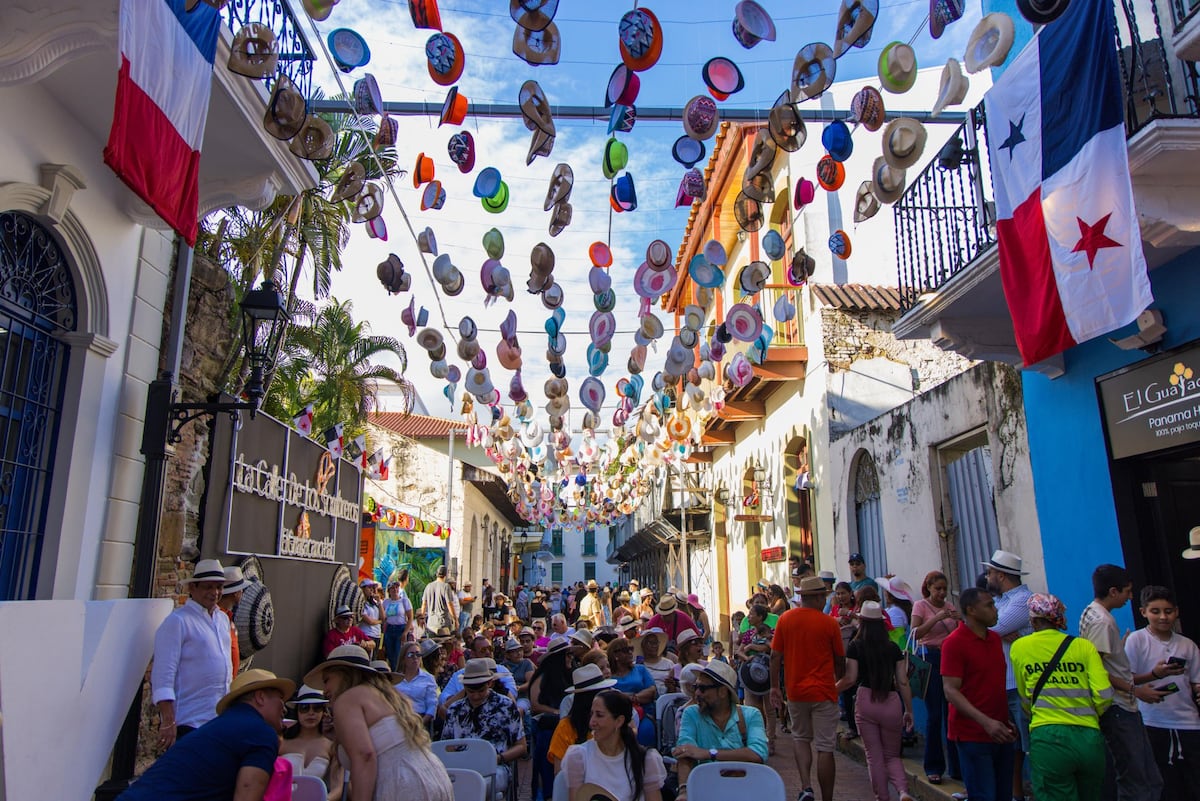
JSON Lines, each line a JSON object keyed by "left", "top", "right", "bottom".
{"left": 984, "top": 0, "right": 1152, "bottom": 366}
{"left": 103, "top": 0, "right": 220, "bottom": 246}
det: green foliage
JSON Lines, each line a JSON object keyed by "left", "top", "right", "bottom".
{"left": 404, "top": 552, "right": 444, "bottom": 609}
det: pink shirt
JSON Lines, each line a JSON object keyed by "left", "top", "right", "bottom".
{"left": 912, "top": 598, "right": 958, "bottom": 648}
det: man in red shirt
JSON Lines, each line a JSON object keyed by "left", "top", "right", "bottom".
{"left": 322, "top": 604, "right": 375, "bottom": 657}
{"left": 770, "top": 576, "right": 845, "bottom": 801}
{"left": 941, "top": 587, "right": 1017, "bottom": 801}
{"left": 646, "top": 593, "right": 700, "bottom": 649}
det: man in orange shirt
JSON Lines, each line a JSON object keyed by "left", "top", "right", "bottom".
{"left": 770, "top": 575, "right": 845, "bottom": 801}
{"left": 220, "top": 566, "right": 247, "bottom": 677}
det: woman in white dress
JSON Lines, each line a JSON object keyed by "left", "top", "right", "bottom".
{"left": 278, "top": 685, "right": 333, "bottom": 779}
{"left": 561, "top": 690, "right": 666, "bottom": 801}
{"left": 306, "top": 644, "right": 453, "bottom": 801}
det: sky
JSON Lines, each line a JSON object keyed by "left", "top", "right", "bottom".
{"left": 290, "top": 0, "right": 989, "bottom": 425}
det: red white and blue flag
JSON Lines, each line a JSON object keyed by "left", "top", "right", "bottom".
{"left": 985, "top": 0, "right": 1152, "bottom": 367}
{"left": 104, "top": 0, "right": 220, "bottom": 246}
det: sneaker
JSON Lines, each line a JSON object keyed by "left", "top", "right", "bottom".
{"left": 797, "top": 789, "right": 815, "bottom": 801}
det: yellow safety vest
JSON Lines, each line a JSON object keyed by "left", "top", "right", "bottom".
{"left": 1010, "top": 630, "right": 1114, "bottom": 730}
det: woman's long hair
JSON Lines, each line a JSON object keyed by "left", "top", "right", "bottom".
{"left": 569, "top": 689, "right": 600, "bottom": 744}
{"left": 328, "top": 666, "right": 431, "bottom": 749}
{"left": 532, "top": 648, "right": 572, "bottom": 709}
{"left": 595, "top": 690, "right": 646, "bottom": 797}
{"left": 853, "top": 618, "right": 900, "bottom": 703}
{"left": 768, "top": 584, "right": 791, "bottom": 611}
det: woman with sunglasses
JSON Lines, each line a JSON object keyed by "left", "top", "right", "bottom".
{"left": 394, "top": 640, "right": 439, "bottom": 728}
{"left": 279, "top": 685, "right": 334, "bottom": 779}
{"left": 561, "top": 690, "right": 666, "bottom": 801}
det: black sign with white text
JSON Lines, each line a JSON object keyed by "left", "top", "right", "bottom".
{"left": 1099, "top": 341, "right": 1200, "bottom": 459}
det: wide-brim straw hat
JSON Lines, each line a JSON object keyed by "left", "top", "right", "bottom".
{"left": 183, "top": 559, "right": 226, "bottom": 585}
{"left": 878, "top": 41, "right": 918, "bottom": 94}
{"left": 229, "top": 23, "right": 279, "bottom": 79}
{"left": 513, "top": 20, "right": 561, "bottom": 66}
{"left": 655, "top": 594, "right": 678, "bottom": 614}
{"left": 263, "top": 75, "right": 306, "bottom": 140}
{"left": 216, "top": 668, "right": 296, "bottom": 715}
{"left": 871, "top": 156, "right": 907, "bottom": 204}
{"left": 882, "top": 117, "right": 928, "bottom": 170}
{"left": 854, "top": 181, "right": 881, "bottom": 223}
{"left": 791, "top": 42, "right": 836, "bottom": 101}
{"left": 964, "top": 13, "right": 1015, "bottom": 74}
{"left": 932, "top": 58, "right": 970, "bottom": 118}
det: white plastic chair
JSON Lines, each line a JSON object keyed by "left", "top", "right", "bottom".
{"left": 684, "top": 762, "right": 785, "bottom": 801}
{"left": 291, "top": 775, "right": 328, "bottom": 801}
{"left": 432, "top": 739, "right": 500, "bottom": 798}
{"left": 552, "top": 767, "right": 569, "bottom": 801}
{"left": 447, "top": 767, "right": 489, "bottom": 801}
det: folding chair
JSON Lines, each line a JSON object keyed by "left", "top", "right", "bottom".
{"left": 446, "top": 767, "right": 489, "bottom": 801}
{"left": 683, "top": 762, "right": 785, "bottom": 801}
{"left": 432, "top": 739, "right": 500, "bottom": 799}
{"left": 291, "top": 775, "right": 328, "bottom": 801}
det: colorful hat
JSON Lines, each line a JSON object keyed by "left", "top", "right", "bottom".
{"left": 732, "top": 1, "right": 777, "bottom": 48}
{"left": 619, "top": 7, "right": 664, "bottom": 72}
{"left": 513, "top": 21, "right": 561, "bottom": 66}
{"left": 420, "top": 181, "right": 446, "bottom": 211}
{"left": 672, "top": 136, "right": 706, "bottom": 168}
{"left": 510, "top": 0, "right": 558, "bottom": 31}
{"left": 302, "top": 0, "right": 335, "bottom": 22}
{"left": 612, "top": 174, "right": 637, "bottom": 212}
{"left": 365, "top": 216, "right": 387, "bottom": 240}
{"left": 413, "top": 153, "right": 435, "bottom": 187}
{"left": 473, "top": 167, "right": 503, "bottom": 199}
{"left": 878, "top": 42, "right": 917, "bottom": 93}
{"left": 964, "top": 13, "right": 1016, "bottom": 74}
{"left": 929, "top": 0, "right": 965, "bottom": 39}
{"left": 829, "top": 229, "right": 852, "bottom": 259}
{"left": 606, "top": 65, "right": 641, "bottom": 107}
{"left": 352, "top": 74, "right": 383, "bottom": 116}
{"left": 676, "top": 169, "right": 706, "bottom": 207}
{"left": 737, "top": 261, "right": 771, "bottom": 295}
{"left": 603, "top": 137, "right": 629, "bottom": 179}
{"left": 589, "top": 241, "right": 613, "bottom": 268}
{"left": 762, "top": 229, "right": 785, "bottom": 261}
{"left": 373, "top": 116, "right": 398, "bottom": 149}
{"left": 833, "top": 0, "right": 879, "bottom": 58}
{"left": 426, "top": 32, "right": 464, "bottom": 86}
{"left": 794, "top": 176, "right": 816, "bottom": 210}
{"left": 647, "top": 239, "right": 673, "bottom": 270}
{"left": 688, "top": 255, "right": 725, "bottom": 288}
{"left": 328, "top": 28, "right": 371, "bottom": 72}
{"left": 440, "top": 86, "right": 468, "bottom": 126}
{"left": 791, "top": 43, "right": 836, "bottom": 101}
{"left": 410, "top": 0, "right": 442, "bottom": 30}
{"left": 683, "top": 95, "right": 720, "bottom": 141}
{"left": 882, "top": 117, "right": 927, "bottom": 169}
{"left": 447, "top": 130, "right": 475, "bottom": 173}
{"left": 871, "top": 156, "right": 906, "bottom": 204}
{"left": 703, "top": 57, "right": 745, "bottom": 101}
{"left": 816, "top": 155, "right": 845, "bottom": 191}
{"left": 483, "top": 228, "right": 505, "bottom": 260}
{"left": 768, "top": 90, "right": 806, "bottom": 152}
{"left": 726, "top": 304, "right": 763, "bottom": 342}
{"left": 704, "top": 239, "right": 728, "bottom": 266}
{"left": 850, "top": 86, "right": 886, "bottom": 131}
{"left": 727, "top": 351, "right": 754, "bottom": 388}
{"left": 609, "top": 104, "right": 637, "bottom": 134}
{"left": 733, "top": 192, "right": 764, "bottom": 232}
{"left": 634, "top": 261, "right": 677, "bottom": 299}
{"left": 579, "top": 376, "right": 605, "bottom": 413}
{"left": 932, "top": 58, "right": 970, "bottom": 119}
{"left": 853, "top": 181, "right": 881, "bottom": 222}
{"left": 586, "top": 344, "right": 608, "bottom": 376}
{"left": 821, "top": 119, "right": 853, "bottom": 162}
{"left": 590, "top": 310, "right": 616, "bottom": 347}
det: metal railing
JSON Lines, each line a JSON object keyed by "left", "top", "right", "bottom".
{"left": 223, "top": 0, "right": 317, "bottom": 100}
{"left": 894, "top": 103, "right": 995, "bottom": 311}
{"left": 895, "top": 0, "right": 1200, "bottom": 311}
{"left": 759, "top": 285, "right": 805, "bottom": 346}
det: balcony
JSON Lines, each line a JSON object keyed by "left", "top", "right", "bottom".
{"left": 892, "top": 0, "right": 1200, "bottom": 373}
{"left": 0, "top": 0, "right": 319, "bottom": 224}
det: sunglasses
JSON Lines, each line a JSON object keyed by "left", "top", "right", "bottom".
{"left": 405, "top": 652, "right": 421, "bottom": 659}
{"left": 693, "top": 683, "right": 721, "bottom": 693}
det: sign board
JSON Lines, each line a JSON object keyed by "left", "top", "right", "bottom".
{"left": 203, "top": 404, "right": 362, "bottom": 564}
{"left": 1098, "top": 341, "right": 1200, "bottom": 459}
{"left": 760, "top": 546, "right": 786, "bottom": 562}
{"left": 734, "top": 514, "right": 773, "bottom": 523}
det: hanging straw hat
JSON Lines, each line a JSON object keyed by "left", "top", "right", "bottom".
{"left": 964, "top": 13, "right": 1015, "bottom": 74}
{"left": 878, "top": 42, "right": 918, "bottom": 93}
{"left": 791, "top": 43, "right": 836, "bottom": 101}
{"left": 932, "top": 59, "right": 970, "bottom": 118}
{"left": 229, "top": 24, "right": 279, "bottom": 78}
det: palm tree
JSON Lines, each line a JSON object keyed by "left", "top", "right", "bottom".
{"left": 265, "top": 298, "right": 414, "bottom": 434}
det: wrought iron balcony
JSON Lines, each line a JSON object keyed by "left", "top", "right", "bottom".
{"left": 223, "top": 0, "right": 317, "bottom": 100}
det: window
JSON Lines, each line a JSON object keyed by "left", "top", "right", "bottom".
{"left": 582, "top": 528, "right": 596, "bottom": 556}
{"left": 852, "top": 451, "right": 888, "bottom": 576}
{"left": 550, "top": 528, "right": 563, "bottom": 557}
{"left": 584, "top": 562, "right": 596, "bottom": 582}
{"left": 551, "top": 562, "right": 563, "bottom": 583}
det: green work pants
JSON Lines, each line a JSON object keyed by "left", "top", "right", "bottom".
{"left": 1029, "top": 724, "right": 1106, "bottom": 801}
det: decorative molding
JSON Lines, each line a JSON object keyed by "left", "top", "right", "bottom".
{"left": 0, "top": 177, "right": 110, "bottom": 337}
{"left": 0, "top": 6, "right": 116, "bottom": 87}
{"left": 1127, "top": 118, "right": 1200, "bottom": 175}
{"left": 38, "top": 164, "right": 87, "bottom": 224}
{"left": 892, "top": 245, "right": 1000, "bottom": 340}
{"left": 199, "top": 172, "right": 287, "bottom": 217}
{"left": 56, "top": 331, "right": 118, "bottom": 358}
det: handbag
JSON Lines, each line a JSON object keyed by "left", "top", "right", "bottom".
{"left": 904, "top": 630, "right": 932, "bottom": 701}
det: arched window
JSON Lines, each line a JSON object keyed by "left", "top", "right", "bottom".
{"left": 852, "top": 451, "right": 887, "bottom": 576}
{"left": 0, "top": 212, "right": 77, "bottom": 600}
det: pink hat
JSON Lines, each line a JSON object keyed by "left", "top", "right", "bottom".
{"left": 686, "top": 593, "right": 703, "bottom": 610}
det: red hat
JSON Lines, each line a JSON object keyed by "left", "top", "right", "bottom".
{"left": 413, "top": 153, "right": 435, "bottom": 188}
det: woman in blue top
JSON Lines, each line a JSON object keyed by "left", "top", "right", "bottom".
{"left": 608, "top": 636, "right": 658, "bottom": 746}
{"left": 394, "top": 640, "right": 439, "bottom": 726}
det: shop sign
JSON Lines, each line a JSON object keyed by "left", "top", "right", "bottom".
{"left": 734, "top": 513, "right": 773, "bottom": 522}
{"left": 203, "top": 404, "right": 362, "bottom": 564}
{"left": 1099, "top": 342, "right": 1200, "bottom": 459}
{"left": 760, "top": 546, "right": 786, "bottom": 562}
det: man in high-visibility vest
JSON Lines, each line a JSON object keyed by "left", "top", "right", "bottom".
{"left": 1011, "top": 593, "right": 1115, "bottom": 801}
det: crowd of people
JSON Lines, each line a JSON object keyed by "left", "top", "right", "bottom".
{"left": 122, "top": 549, "right": 1200, "bottom": 801}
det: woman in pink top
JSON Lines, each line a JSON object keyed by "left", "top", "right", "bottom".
{"left": 909, "top": 570, "right": 961, "bottom": 784}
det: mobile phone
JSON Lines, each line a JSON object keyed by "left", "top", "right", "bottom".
{"left": 1168, "top": 656, "right": 1187, "bottom": 667}
{"left": 1162, "top": 682, "right": 1181, "bottom": 694}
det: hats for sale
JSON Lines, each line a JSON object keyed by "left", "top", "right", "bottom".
{"left": 328, "top": 28, "right": 371, "bottom": 72}
{"left": 829, "top": 229, "right": 852, "bottom": 259}
{"left": 263, "top": 74, "right": 306, "bottom": 140}
{"left": 734, "top": 191, "right": 764, "bottom": 233}
{"left": 513, "top": 21, "right": 561, "bottom": 66}
{"left": 929, "top": 0, "right": 965, "bottom": 39}
{"left": 850, "top": 86, "right": 886, "bottom": 132}
{"left": 448, "top": 130, "right": 475, "bottom": 173}
{"left": 440, "top": 86, "right": 468, "bottom": 126}
{"left": 413, "top": 153, "right": 435, "bottom": 188}
{"left": 854, "top": 181, "right": 881, "bottom": 222}
{"left": 619, "top": 7, "right": 664, "bottom": 72}
{"left": 609, "top": 104, "right": 637, "bottom": 134}
{"left": 676, "top": 169, "right": 705, "bottom": 207}
{"left": 788, "top": 248, "right": 816, "bottom": 285}
{"left": 548, "top": 201, "right": 572, "bottom": 237}
{"left": 426, "top": 31, "right": 464, "bottom": 86}
{"left": 737, "top": 261, "right": 771, "bottom": 295}
{"left": 544, "top": 163, "right": 574, "bottom": 211}
{"left": 410, "top": 0, "right": 442, "bottom": 30}
{"left": 732, "top": 1, "right": 777, "bottom": 48}
{"left": 702, "top": 57, "right": 745, "bottom": 101}
{"left": 964, "top": 13, "right": 1016, "bottom": 73}
{"left": 762, "top": 229, "right": 785, "bottom": 261}
{"left": 289, "top": 115, "right": 334, "bottom": 160}
{"left": 646, "top": 239, "right": 673, "bottom": 271}
{"left": 878, "top": 42, "right": 917, "bottom": 93}
{"left": 520, "top": 80, "right": 556, "bottom": 164}
{"left": 672, "top": 136, "right": 707, "bottom": 168}
{"left": 612, "top": 174, "right": 637, "bottom": 212}
{"left": 603, "top": 137, "right": 629, "bottom": 179}
{"left": 350, "top": 183, "right": 384, "bottom": 222}
{"left": 794, "top": 177, "right": 816, "bottom": 210}
{"left": 725, "top": 303, "right": 763, "bottom": 342}
{"left": 882, "top": 117, "right": 927, "bottom": 169}
{"left": 474, "top": 167, "right": 503, "bottom": 199}
{"left": 482, "top": 182, "right": 510, "bottom": 213}
{"left": 229, "top": 23, "right": 279, "bottom": 78}
{"left": 417, "top": 227, "right": 438, "bottom": 255}
{"left": 373, "top": 116, "right": 398, "bottom": 150}
{"left": 433, "top": 253, "right": 464, "bottom": 295}
{"left": 683, "top": 95, "right": 720, "bottom": 141}
{"left": 791, "top": 43, "right": 836, "bottom": 101}
{"left": 688, "top": 255, "right": 725, "bottom": 289}
{"left": 483, "top": 227, "right": 505, "bottom": 260}
{"left": 833, "top": 0, "right": 879, "bottom": 58}
{"left": 816, "top": 155, "right": 845, "bottom": 191}
{"left": 606, "top": 65, "right": 641, "bottom": 108}
{"left": 352, "top": 74, "right": 384, "bottom": 116}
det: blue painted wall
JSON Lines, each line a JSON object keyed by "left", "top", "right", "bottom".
{"left": 1021, "top": 253, "right": 1200, "bottom": 632}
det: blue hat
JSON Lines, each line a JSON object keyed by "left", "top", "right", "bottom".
{"left": 822, "top": 120, "right": 854, "bottom": 162}
{"left": 473, "top": 167, "right": 502, "bottom": 199}
{"left": 612, "top": 174, "right": 637, "bottom": 211}
{"left": 672, "top": 136, "right": 706, "bottom": 168}
{"left": 761, "top": 229, "right": 785, "bottom": 261}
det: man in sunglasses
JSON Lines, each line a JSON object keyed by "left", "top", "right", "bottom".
{"left": 672, "top": 661, "right": 769, "bottom": 800}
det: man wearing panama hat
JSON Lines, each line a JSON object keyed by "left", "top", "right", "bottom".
{"left": 117, "top": 668, "right": 293, "bottom": 801}
{"left": 647, "top": 592, "right": 701, "bottom": 648}
{"left": 982, "top": 548, "right": 1034, "bottom": 795}
{"left": 151, "top": 558, "right": 233, "bottom": 749}
{"left": 673, "top": 659, "right": 768, "bottom": 797}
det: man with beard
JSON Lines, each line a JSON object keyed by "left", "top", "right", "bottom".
{"left": 673, "top": 660, "right": 768, "bottom": 798}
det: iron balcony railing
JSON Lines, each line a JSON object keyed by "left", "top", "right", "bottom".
{"left": 895, "top": 0, "right": 1200, "bottom": 310}
{"left": 223, "top": 0, "right": 317, "bottom": 100}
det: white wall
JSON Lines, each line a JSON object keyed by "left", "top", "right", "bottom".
{"left": 527, "top": 525, "right": 619, "bottom": 589}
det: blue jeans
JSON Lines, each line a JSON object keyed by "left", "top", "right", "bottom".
{"left": 922, "top": 647, "right": 961, "bottom": 777}
{"left": 957, "top": 739, "right": 1015, "bottom": 801}
{"left": 383, "top": 624, "right": 406, "bottom": 671}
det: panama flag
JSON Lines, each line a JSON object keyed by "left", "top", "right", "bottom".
{"left": 323, "top": 423, "right": 345, "bottom": 459}
{"left": 291, "top": 403, "right": 314, "bottom": 436}
{"left": 103, "top": 0, "right": 220, "bottom": 246}
{"left": 985, "top": 0, "right": 1152, "bottom": 367}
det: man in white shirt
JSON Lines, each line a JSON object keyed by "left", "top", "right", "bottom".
{"left": 629, "top": 579, "right": 643, "bottom": 607}
{"left": 151, "top": 559, "right": 233, "bottom": 749}
{"left": 1079, "top": 564, "right": 1164, "bottom": 801}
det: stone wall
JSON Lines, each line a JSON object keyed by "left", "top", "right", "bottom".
{"left": 820, "top": 307, "right": 974, "bottom": 390}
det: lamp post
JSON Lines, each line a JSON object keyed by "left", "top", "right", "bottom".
{"left": 99, "top": 279, "right": 289, "bottom": 800}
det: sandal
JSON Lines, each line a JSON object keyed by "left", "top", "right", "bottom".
{"left": 926, "top": 775, "right": 943, "bottom": 785}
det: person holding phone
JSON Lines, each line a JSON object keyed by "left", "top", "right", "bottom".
{"left": 1125, "top": 585, "right": 1200, "bottom": 800}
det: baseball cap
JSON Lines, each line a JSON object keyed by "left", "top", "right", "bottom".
{"left": 848, "top": 553, "right": 865, "bottom": 563}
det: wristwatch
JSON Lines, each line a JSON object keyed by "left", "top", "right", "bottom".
{"left": 708, "top": 748, "right": 718, "bottom": 761}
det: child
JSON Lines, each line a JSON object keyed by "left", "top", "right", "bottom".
{"left": 709, "top": 641, "right": 729, "bottom": 664}
{"left": 1124, "top": 585, "right": 1200, "bottom": 800}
